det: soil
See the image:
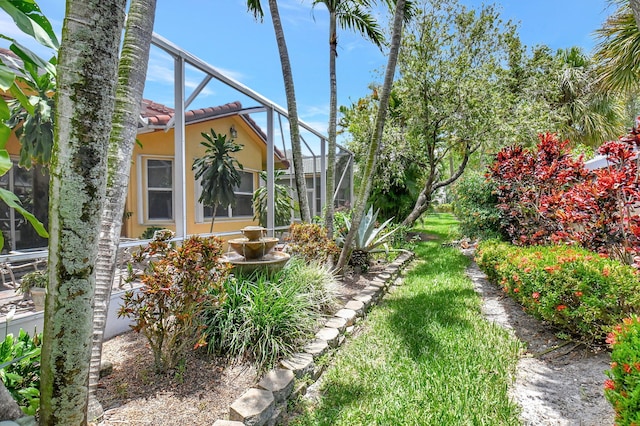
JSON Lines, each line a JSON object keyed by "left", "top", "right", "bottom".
{"left": 93, "top": 248, "right": 615, "bottom": 425}
{"left": 94, "top": 264, "right": 381, "bottom": 426}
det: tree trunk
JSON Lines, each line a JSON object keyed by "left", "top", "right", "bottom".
{"left": 630, "top": 0, "right": 640, "bottom": 31}
{"left": 209, "top": 203, "right": 218, "bottom": 233}
{"left": 87, "top": 1, "right": 157, "bottom": 422}
{"left": 324, "top": 10, "right": 338, "bottom": 239}
{"left": 267, "top": 0, "right": 311, "bottom": 223}
{"left": 39, "top": 1, "right": 127, "bottom": 424}
{"left": 336, "top": 0, "right": 406, "bottom": 272}
{"left": 401, "top": 144, "right": 472, "bottom": 228}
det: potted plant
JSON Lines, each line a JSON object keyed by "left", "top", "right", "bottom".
{"left": 18, "top": 270, "right": 47, "bottom": 312}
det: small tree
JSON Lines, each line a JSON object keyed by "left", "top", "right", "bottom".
{"left": 252, "top": 169, "right": 292, "bottom": 227}
{"left": 192, "top": 129, "right": 243, "bottom": 232}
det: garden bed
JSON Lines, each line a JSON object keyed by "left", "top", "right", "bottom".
{"left": 94, "top": 261, "right": 392, "bottom": 425}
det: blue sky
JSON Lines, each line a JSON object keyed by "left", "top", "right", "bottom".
{"left": 0, "top": 0, "right": 615, "bottom": 147}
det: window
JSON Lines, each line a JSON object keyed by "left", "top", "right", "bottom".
{"left": 0, "top": 161, "right": 49, "bottom": 253}
{"left": 144, "top": 158, "right": 173, "bottom": 221}
{"left": 198, "top": 170, "right": 255, "bottom": 220}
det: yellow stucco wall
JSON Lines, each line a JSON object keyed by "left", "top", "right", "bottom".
{"left": 124, "top": 115, "right": 279, "bottom": 240}
{"left": 4, "top": 112, "right": 279, "bottom": 243}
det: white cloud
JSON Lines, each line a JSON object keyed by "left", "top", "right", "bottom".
{"left": 145, "top": 49, "right": 253, "bottom": 100}
{"left": 303, "top": 104, "right": 330, "bottom": 118}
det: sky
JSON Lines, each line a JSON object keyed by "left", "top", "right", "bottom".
{"left": 0, "top": 0, "right": 616, "bottom": 152}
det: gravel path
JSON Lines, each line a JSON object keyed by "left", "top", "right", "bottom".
{"left": 464, "top": 251, "right": 615, "bottom": 426}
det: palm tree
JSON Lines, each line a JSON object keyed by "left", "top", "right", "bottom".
{"left": 312, "top": 0, "right": 385, "bottom": 240}
{"left": 39, "top": 0, "right": 128, "bottom": 423}
{"left": 336, "top": 0, "right": 408, "bottom": 272}
{"left": 246, "top": 0, "right": 312, "bottom": 223}
{"left": 192, "top": 129, "right": 244, "bottom": 232}
{"left": 554, "top": 47, "right": 624, "bottom": 146}
{"left": 87, "top": 0, "right": 157, "bottom": 421}
{"left": 594, "top": 1, "right": 640, "bottom": 93}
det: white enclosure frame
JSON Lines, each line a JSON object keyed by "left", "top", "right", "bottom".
{"left": 148, "top": 33, "right": 354, "bottom": 237}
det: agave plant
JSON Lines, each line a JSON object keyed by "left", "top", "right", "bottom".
{"left": 337, "top": 206, "right": 398, "bottom": 271}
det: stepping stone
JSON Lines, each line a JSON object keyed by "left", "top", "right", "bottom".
{"left": 345, "top": 300, "right": 365, "bottom": 316}
{"left": 378, "top": 272, "right": 392, "bottom": 281}
{"left": 324, "top": 316, "right": 347, "bottom": 333}
{"left": 334, "top": 308, "right": 357, "bottom": 326}
{"left": 212, "top": 421, "right": 245, "bottom": 426}
{"left": 369, "top": 279, "right": 386, "bottom": 288}
{"left": 353, "top": 293, "right": 373, "bottom": 309}
{"left": 229, "top": 388, "right": 274, "bottom": 426}
{"left": 316, "top": 327, "right": 340, "bottom": 347}
{"left": 304, "top": 338, "right": 329, "bottom": 358}
{"left": 280, "top": 353, "right": 314, "bottom": 379}
{"left": 362, "top": 286, "right": 383, "bottom": 300}
{"left": 257, "top": 369, "right": 294, "bottom": 403}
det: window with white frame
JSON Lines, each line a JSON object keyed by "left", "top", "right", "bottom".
{"left": 197, "top": 170, "right": 255, "bottom": 221}
{"left": 143, "top": 158, "right": 173, "bottom": 221}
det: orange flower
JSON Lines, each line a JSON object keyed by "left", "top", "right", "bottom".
{"left": 524, "top": 267, "right": 532, "bottom": 273}
{"left": 611, "top": 362, "right": 618, "bottom": 369}
{"left": 602, "top": 267, "right": 610, "bottom": 277}
{"left": 574, "top": 291, "right": 583, "bottom": 297}
{"left": 556, "top": 304, "right": 567, "bottom": 311}
{"left": 624, "top": 364, "right": 633, "bottom": 374}
{"left": 606, "top": 332, "right": 617, "bottom": 345}
{"left": 514, "top": 288, "right": 520, "bottom": 293}
{"left": 532, "top": 292, "right": 540, "bottom": 299}
{"left": 604, "top": 379, "right": 616, "bottom": 391}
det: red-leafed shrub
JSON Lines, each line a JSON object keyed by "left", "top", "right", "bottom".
{"left": 489, "top": 128, "right": 640, "bottom": 267}
{"left": 489, "top": 133, "right": 588, "bottom": 246}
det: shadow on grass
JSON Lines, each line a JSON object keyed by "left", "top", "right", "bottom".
{"left": 384, "top": 286, "right": 478, "bottom": 361}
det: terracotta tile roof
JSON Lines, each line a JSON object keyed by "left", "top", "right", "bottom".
{"left": 141, "top": 99, "right": 286, "bottom": 166}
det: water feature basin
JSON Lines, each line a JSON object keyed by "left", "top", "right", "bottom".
{"left": 221, "top": 226, "right": 290, "bottom": 275}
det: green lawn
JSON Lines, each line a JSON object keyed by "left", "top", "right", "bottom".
{"left": 291, "top": 214, "right": 522, "bottom": 425}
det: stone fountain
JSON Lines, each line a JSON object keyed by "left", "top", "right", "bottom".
{"left": 221, "top": 226, "right": 290, "bottom": 275}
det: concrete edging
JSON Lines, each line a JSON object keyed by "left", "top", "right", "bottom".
{"left": 217, "top": 250, "right": 415, "bottom": 426}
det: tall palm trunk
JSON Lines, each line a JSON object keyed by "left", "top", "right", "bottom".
{"left": 87, "top": 1, "right": 157, "bottom": 421}
{"left": 336, "top": 0, "right": 406, "bottom": 272}
{"left": 630, "top": 0, "right": 640, "bottom": 29}
{"left": 267, "top": 0, "right": 311, "bottom": 223}
{"left": 325, "top": 9, "right": 338, "bottom": 239}
{"left": 39, "top": 1, "right": 127, "bottom": 424}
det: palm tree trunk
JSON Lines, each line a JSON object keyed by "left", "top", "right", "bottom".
{"left": 39, "top": 1, "right": 127, "bottom": 424}
{"left": 87, "top": 1, "right": 157, "bottom": 422}
{"left": 630, "top": 0, "right": 640, "bottom": 30}
{"left": 325, "top": 10, "right": 338, "bottom": 239}
{"left": 336, "top": 0, "right": 406, "bottom": 272}
{"left": 267, "top": 0, "right": 311, "bottom": 223}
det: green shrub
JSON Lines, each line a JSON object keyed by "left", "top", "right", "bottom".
{"left": 605, "top": 316, "right": 640, "bottom": 425}
{"left": 139, "top": 226, "right": 164, "bottom": 240}
{"left": 476, "top": 240, "right": 640, "bottom": 343}
{"left": 119, "top": 231, "right": 230, "bottom": 373}
{"left": 452, "top": 172, "right": 504, "bottom": 240}
{"left": 0, "top": 329, "right": 42, "bottom": 415}
{"left": 204, "top": 258, "right": 338, "bottom": 371}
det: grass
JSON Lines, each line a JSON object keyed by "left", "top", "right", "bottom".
{"left": 291, "top": 214, "right": 523, "bottom": 425}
